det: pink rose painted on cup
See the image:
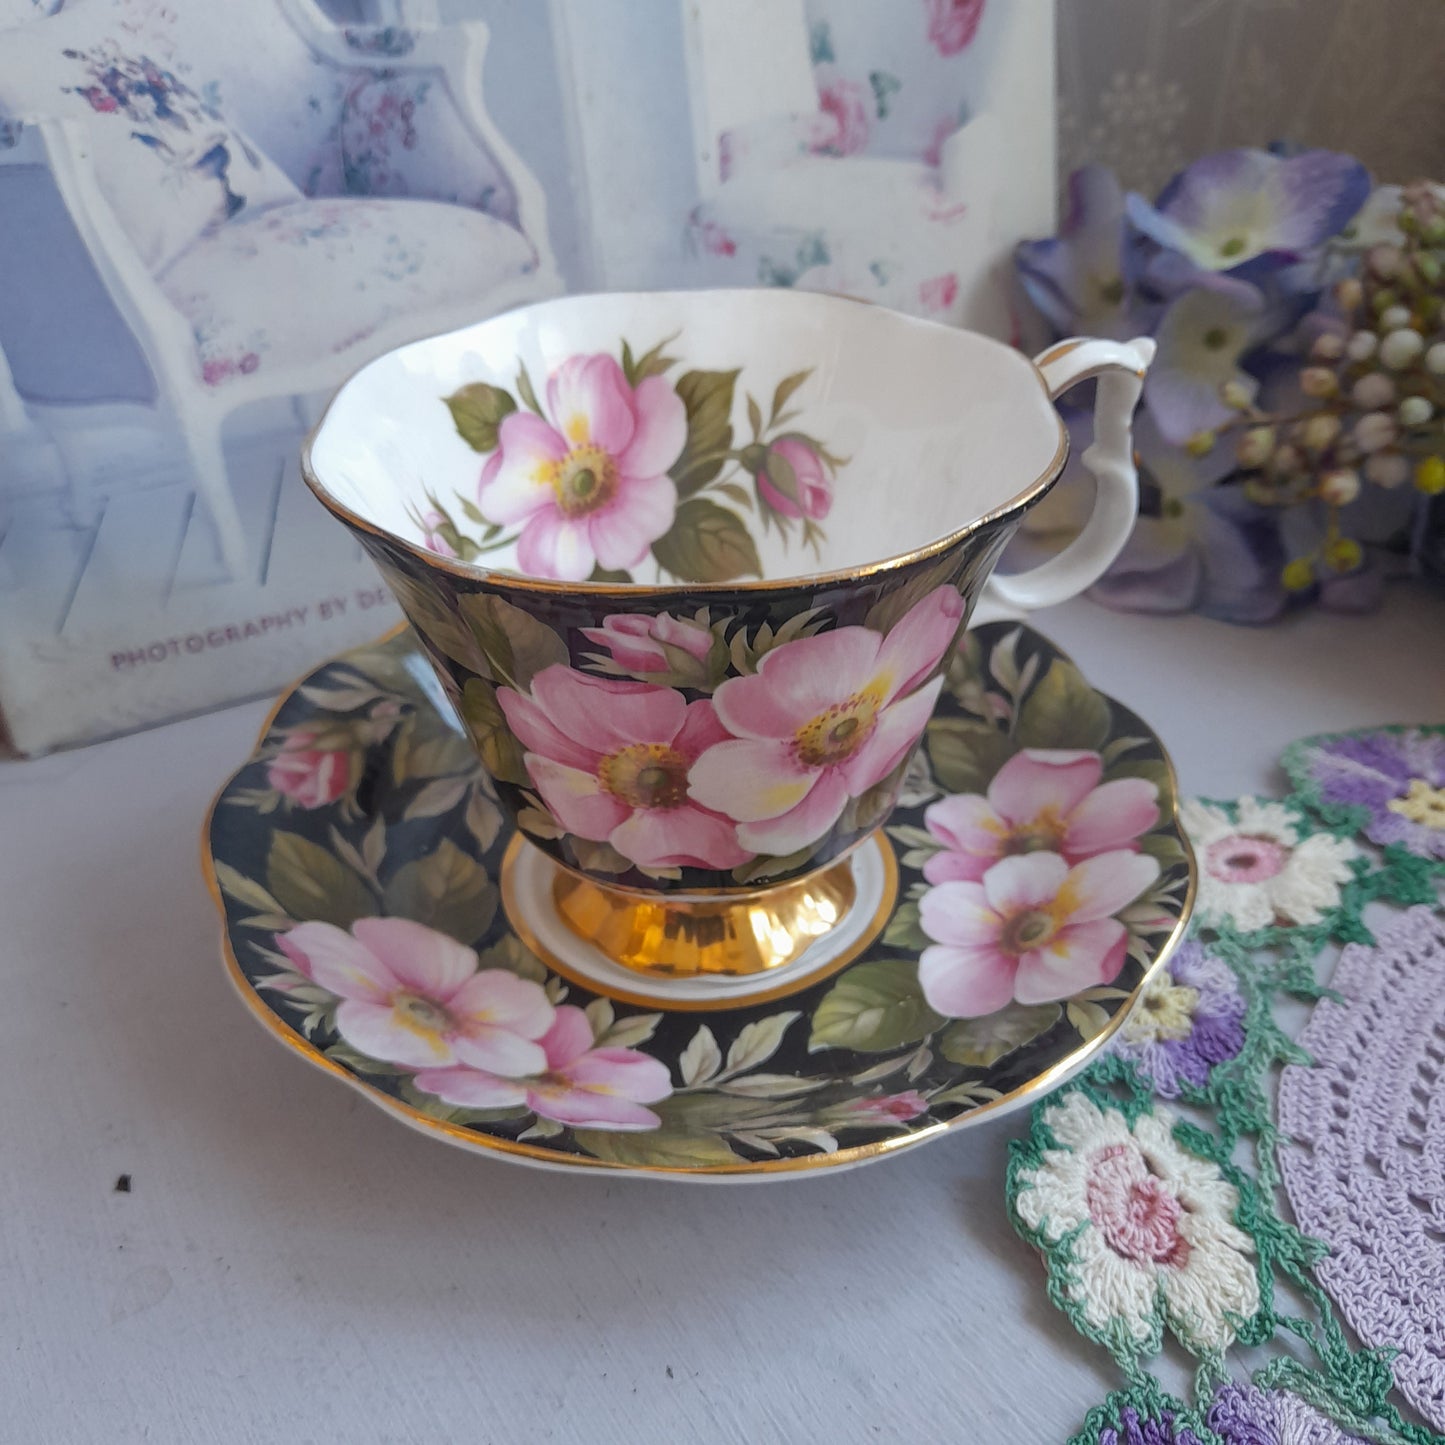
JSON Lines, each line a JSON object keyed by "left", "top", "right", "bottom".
{"left": 689, "top": 586, "right": 965, "bottom": 856}
{"left": 758, "top": 437, "right": 833, "bottom": 521}
{"left": 279, "top": 917, "right": 554, "bottom": 1072}
{"left": 831, "top": 1091, "right": 931, "bottom": 1126}
{"left": 417, "top": 1004, "right": 673, "bottom": 1130}
{"left": 923, "top": 750, "right": 1159, "bottom": 884}
{"left": 917, "top": 849, "right": 1160, "bottom": 1017}
{"left": 421, "top": 510, "right": 458, "bottom": 558}
{"left": 926, "top": 0, "right": 986, "bottom": 56}
{"left": 476, "top": 353, "right": 686, "bottom": 582}
{"left": 581, "top": 612, "right": 714, "bottom": 678}
{"left": 267, "top": 728, "right": 357, "bottom": 809}
{"left": 499, "top": 665, "right": 750, "bottom": 871}
{"left": 919, "top": 273, "right": 960, "bottom": 315}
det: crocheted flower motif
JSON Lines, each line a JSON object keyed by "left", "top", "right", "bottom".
{"left": 1182, "top": 797, "right": 1359, "bottom": 933}
{"left": 1095, "top": 1400, "right": 1205, "bottom": 1445}
{"left": 1283, "top": 726, "right": 1445, "bottom": 862}
{"left": 1011, "top": 1090, "right": 1260, "bottom": 1357}
{"left": 1114, "top": 941, "right": 1246, "bottom": 1099}
{"left": 1205, "top": 1381, "right": 1369, "bottom": 1443}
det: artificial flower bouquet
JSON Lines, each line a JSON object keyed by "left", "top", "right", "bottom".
{"left": 1015, "top": 149, "right": 1445, "bottom": 621}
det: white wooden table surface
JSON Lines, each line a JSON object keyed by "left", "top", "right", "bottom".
{"left": 5, "top": 588, "right": 1443, "bottom": 1444}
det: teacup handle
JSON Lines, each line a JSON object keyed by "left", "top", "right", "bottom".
{"left": 972, "top": 336, "right": 1156, "bottom": 626}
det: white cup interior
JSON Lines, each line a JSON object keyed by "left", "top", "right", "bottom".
{"left": 307, "top": 289, "right": 1065, "bottom": 584}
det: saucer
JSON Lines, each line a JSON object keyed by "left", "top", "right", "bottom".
{"left": 203, "top": 622, "right": 1195, "bottom": 1180}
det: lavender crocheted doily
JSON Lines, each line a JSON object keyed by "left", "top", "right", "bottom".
{"left": 1279, "top": 905, "right": 1445, "bottom": 1433}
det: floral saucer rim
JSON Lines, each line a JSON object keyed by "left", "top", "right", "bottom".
{"left": 203, "top": 622, "right": 1197, "bottom": 1181}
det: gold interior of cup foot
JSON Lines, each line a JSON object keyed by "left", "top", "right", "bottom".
{"left": 551, "top": 847, "right": 873, "bottom": 979}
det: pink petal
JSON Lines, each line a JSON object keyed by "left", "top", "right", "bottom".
{"left": 528, "top": 667, "right": 689, "bottom": 751}
{"left": 1062, "top": 779, "right": 1160, "bottom": 859}
{"left": 280, "top": 921, "right": 396, "bottom": 1003}
{"left": 449, "top": 1024, "right": 550, "bottom": 1077}
{"left": 918, "top": 879, "right": 998, "bottom": 947}
{"left": 540, "top": 1004, "right": 596, "bottom": 1070}
{"left": 352, "top": 916, "right": 478, "bottom": 999}
{"left": 922, "top": 793, "right": 1008, "bottom": 882}
{"left": 736, "top": 770, "right": 850, "bottom": 856}
{"left": 981, "top": 852, "right": 1071, "bottom": 915}
{"left": 838, "top": 678, "right": 940, "bottom": 794}
{"left": 871, "top": 585, "right": 964, "bottom": 701}
{"left": 546, "top": 354, "right": 636, "bottom": 455}
{"left": 567, "top": 1047, "right": 672, "bottom": 1096}
{"left": 1013, "top": 918, "right": 1128, "bottom": 1004}
{"left": 586, "top": 472, "right": 677, "bottom": 571}
{"left": 526, "top": 1081, "right": 663, "bottom": 1131}
{"left": 497, "top": 683, "right": 600, "bottom": 772}
{"left": 673, "top": 698, "right": 731, "bottom": 761}
{"left": 516, "top": 509, "right": 595, "bottom": 582}
{"left": 988, "top": 750, "right": 1103, "bottom": 828}
{"left": 413, "top": 1066, "right": 528, "bottom": 1110}
{"left": 447, "top": 969, "right": 554, "bottom": 1037}
{"left": 335, "top": 998, "right": 457, "bottom": 1069}
{"left": 687, "top": 737, "right": 817, "bottom": 821}
{"left": 616, "top": 374, "right": 688, "bottom": 478}
{"left": 610, "top": 803, "right": 750, "bottom": 870}
{"left": 921, "top": 848, "right": 995, "bottom": 886}
{"left": 1064, "top": 850, "right": 1161, "bottom": 922}
{"left": 477, "top": 412, "right": 566, "bottom": 524}
{"left": 918, "top": 943, "right": 1019, "bottom": 1018}
{"left": 525, "top": 755, "right": 631, "bottom": 840}
{"left": 713, "top": 627, "right": 884, "bottom": 739}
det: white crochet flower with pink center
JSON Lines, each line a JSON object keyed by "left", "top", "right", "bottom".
{"left": 918, "top": 849, "right": 1159, "bottom": 1017}
{"left": 278, "top": 917, "right": 554, "bottom": 1074}
{"left": 417, "top": 1005, "right": 673, "bottom": 1131}
{"left": 1182, "top": 796, "right": 1359, "bottom": 932}
{"left": 1013, "top": 1091, "right": 1260, "bottom": 1353}
{"left": 923, "top": 748, "right": 1160, "bottom": 884}
{"left": 477, "top": 353, "right": 686, "bottom": 582}
{"left": 688, "top": 586, "right": 964, "bottom": 857}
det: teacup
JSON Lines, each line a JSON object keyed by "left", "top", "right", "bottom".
{"left": 304, "top": 289, "right": 1152, "bottom": 982}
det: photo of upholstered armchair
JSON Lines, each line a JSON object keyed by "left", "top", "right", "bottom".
{"left": 0, "top": 0, "right": 559, "bottom": 585}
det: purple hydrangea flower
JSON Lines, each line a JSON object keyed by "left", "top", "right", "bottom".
{"left": 1208, "top": 1381, "right": 1368, "bottom": 1442}
{"left": 1127, "top": 148, "right": 1372, "bottom": 273}
{"left": 1016, "top": 165, "right": 1158, "bottom": 340}
{"left": 1087, "top": 408, "right": 1287, "bottom": 624}
{"left": 1114, "top": 941, "right": 1246, "bottom": 1098}
{"left": 1145, "top": 276, "right": 1266, "bottom": 444}
{"left": 1100, "top": 1404, "right": 1206, "bottom": 1445}
{"left": 1290, "top": 728, "right": 1445, "bottom": 859}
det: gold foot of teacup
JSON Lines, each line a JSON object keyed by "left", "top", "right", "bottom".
{"left": 501, "top": 834, "right": 899, "bottom": 1009}
{"left": 552, "top": 852, "right": 861, "bottom": 978}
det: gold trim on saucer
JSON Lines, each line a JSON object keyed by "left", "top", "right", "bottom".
{"left": 200, "top": 630, "right": 1199, "bottom": 1179}
{"left": 500, "top": 832, "right": 900, "bottom": 1011}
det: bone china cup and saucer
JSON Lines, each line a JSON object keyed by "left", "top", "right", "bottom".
{"left": 298, "top": 288, "right": 1157, "bottom": 998}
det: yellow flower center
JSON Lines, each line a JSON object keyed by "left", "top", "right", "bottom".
{"left": 1123, "top": 979, "right": 1200, "bottom": 1044}
{"left": 793, "top": 684, "right": 885, "bottom": 768}
{"left": 391, "top": 992, "right": 453, "bottom": 1046}
{"left": 599, "top": 743, "right": 690, "bottom": 810}
{"left": 999, "top": 808, "right": 1068, "bottom": 858}
{"left": 1389, "top": 778, "right": 1445, "bottom": 830}
{"left": 996, "top": 877, "right": 1082, "bottom": 958}
{"left": 548, "top": 442, "right": 618, "bottom": 517}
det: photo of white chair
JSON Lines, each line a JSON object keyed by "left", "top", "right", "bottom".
{"left": 0, "top": 0, "right": 559, "bottom": 595}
